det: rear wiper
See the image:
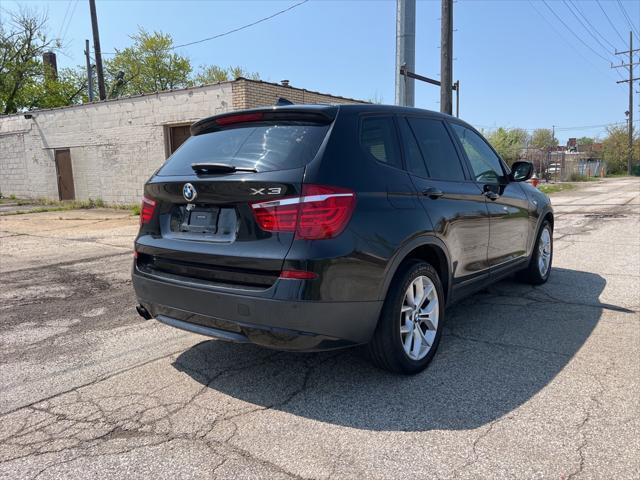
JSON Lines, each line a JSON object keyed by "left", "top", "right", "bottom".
{"left": 191, "top": 163, "right": 258, "bottom": 174}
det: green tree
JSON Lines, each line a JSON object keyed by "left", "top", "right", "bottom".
{"left": 575, "top": 136, "right": 597, "bottom": 154}
{"left": 192, "top": 65, "right": 228, "bottom": 84}
{"left": 530, "top": 128, "right": 557, "bottom": 151}
{"left": 227, "top": 66, "right": 259, "bottom": 81}
{"left": 577, "top": 136, "right": 594, "bottom": 147}
{"left": 486, "top": 127, "right": 529, "bottom": 165}
{"left": 0, "top": 7, "right": 61, "bottom": 114}
{"left": 602, "top": 126, "right": 639, "bottom": 173}
{"left": 105, "top": 28, "right": 192, "bottom": 96}
{"left": 21, "top": 66, "right": 87, "bottom": 109}
{"left": 191, "top": 65, "right": 260, "bottom": 85}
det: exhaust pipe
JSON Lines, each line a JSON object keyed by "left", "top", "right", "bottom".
{"left": 136, "top": 304, "right": 152, "bottom": 320}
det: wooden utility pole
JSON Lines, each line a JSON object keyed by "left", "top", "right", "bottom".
{"left": 440, "top": 0, "right": 453, "bottom": 115}
{"left": 89, "top": 0, "right": 106, "bottom": 101}
{"left": 84, "top": 39, "right": 94, "bottom": 102}
{"left": 627, "top": 32, "right": 634, "bottom": 175}
{"left": 612, "top": 31, "right": 639, "bottom": 175}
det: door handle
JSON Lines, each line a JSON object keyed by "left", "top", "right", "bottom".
{"left": 422, "top": 187, "right": 444, "bottom": 199}
{"left": 483, "top": 190, "right": 499, "bottom": 201}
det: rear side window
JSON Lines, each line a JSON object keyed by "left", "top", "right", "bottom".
{"left": 157, "top": 123, "right": 330, "bottom": 175}
{"left": 406, "top": 118, "right": 465, "bottom": 181}
{"left": 398, "top": 118, "right": 428, "bottom": 177}
{"left": 360, "top": 116, "right": 402, "bottom": 169}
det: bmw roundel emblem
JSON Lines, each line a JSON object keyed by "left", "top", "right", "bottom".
{"left": 183, "top": 183, "right": 197, "bottom": 202}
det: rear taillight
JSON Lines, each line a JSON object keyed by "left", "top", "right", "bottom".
{"left": 250, "top": 184, "right": 356, "bottom": 240}
{"left": 252, "top": 201, "right": 299, "bottom": 231}
{"left": 140, "top": 196, "right": 156, "bottom": 225}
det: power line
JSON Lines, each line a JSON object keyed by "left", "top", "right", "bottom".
{"left": 475, "top": 120, "right": 637, "bottom": 132}
{"left": 562, "top": 0, "right": 624, "bottom": 79}
{"left": 562, "top": 0, "right": 616, "bottom": 60}
{"left": 528, "top": 0, "right": 619, "bottom": 83}
{"left": 57, "top": 0, "right": 73, "bottom": 40}
{"left": 174, "top": 0, "right": 309, "bottom": 49}
{"left": 542, "top": 0, "right": 611, "bottom": 64}
{"left": 60, "top": 0, "right": 79, "bottom": 44}
{"left": 596, "top": 0, "right": 626, "bottom": 46}
{"left": 569, "top": 0, "right": 617, "bottom": 52}
{"left": 554, "top": 121, "right": 638, "bottom": 131}
{"left": 101, "top": 0, "right": 309, "bottom": 55}
{"left": 616, "top": 0, "right": 639, "bottom": 41}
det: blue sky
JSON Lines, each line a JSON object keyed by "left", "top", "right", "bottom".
{"left": 5, "top": 0, "right": 640, "bottom": 143}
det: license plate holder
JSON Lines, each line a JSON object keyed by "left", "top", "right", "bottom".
{"left": 181, "top": 207, "right": 219, "bottom": 234}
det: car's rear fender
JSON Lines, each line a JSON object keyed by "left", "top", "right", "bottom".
{"left": 379, "top": 235, "right": 453, "bottom": 305}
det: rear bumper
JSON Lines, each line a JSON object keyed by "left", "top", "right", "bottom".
{"left": 132, "top": 268, "right": 382, "bottom": 351}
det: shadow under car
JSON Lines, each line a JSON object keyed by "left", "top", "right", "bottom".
{"left": 172, "top": 267, "right": 618, "bottom": 431}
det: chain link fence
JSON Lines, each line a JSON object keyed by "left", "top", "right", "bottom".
{"left": 521, "top": 148, "right": 606, "bottom": 182}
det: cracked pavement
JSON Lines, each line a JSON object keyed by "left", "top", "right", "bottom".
{"left": 0, "top": 177, "right": 638, "bottom": 479}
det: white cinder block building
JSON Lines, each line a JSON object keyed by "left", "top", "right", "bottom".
{"left": 0, "top": 79, "right": 365, "bottom": 204}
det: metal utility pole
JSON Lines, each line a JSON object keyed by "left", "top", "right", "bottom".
{"left": 84, "top": 40, "right": 94, "bottom": 102}
{"left": 89, "top": 0, "right": 106, "bottom": 101}
{"left": 612, "top": 31, "right": 639, "bottom": 175}
{"left": 395, "top": 0, "right": 416, "bottom": 107}
{"left": 440, "top": 0, "right": 453, "bottom": 115}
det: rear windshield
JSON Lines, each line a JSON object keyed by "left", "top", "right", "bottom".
{"left": 157, "top": 123, "right": 330, "bottom": 175}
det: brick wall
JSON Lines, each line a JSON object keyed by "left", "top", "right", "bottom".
{"left": 232, "top": 79, "right": 367, "bottom": 110}
{"left": 0, "top": 80, "right": 365, "bottom": 204}
{"left": 0, "top": 125, "right": 28, "bottom": 199}
{"left": 0, "top": 83, "right": 233, "bottom": 204}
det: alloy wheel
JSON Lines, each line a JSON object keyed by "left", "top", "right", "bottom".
{"left": 400, "top": 275, "right": 439, "bottom": 361}
{"left": 538, "top": 227, "right": 552, "bottom": 277}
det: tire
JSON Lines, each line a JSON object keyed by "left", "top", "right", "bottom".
{"left": 367, "top": 260, "right": 445, "bottom": 374}
{"left": 518, "top": 220, "right": 553, "bottom": 285}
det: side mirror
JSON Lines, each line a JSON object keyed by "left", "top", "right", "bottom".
{"left": 510, "top": 161, "right": 533, "bottom": 182}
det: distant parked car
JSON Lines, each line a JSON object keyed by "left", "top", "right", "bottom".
{"left": 132, "top": 105, "right": 553, "bottom": 373}
{"left": 546, "top": 162, "right": 561, "bottom": 175}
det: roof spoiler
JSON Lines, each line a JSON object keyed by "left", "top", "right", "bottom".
{"left": 190, "top": 107, "right": 337, "bottom": 136}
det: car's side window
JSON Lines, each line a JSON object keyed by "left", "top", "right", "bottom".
{"left": 406, "top": 118, "right": 466, "bottom": 181}
{"left": 360, "top": 116, "right": 402, "bottom": 169}
{"left": 450, "top": 124, "right": 505, "bottom": 184}
{"left": 398, "top": 118, "right": 429, "bottom": 177}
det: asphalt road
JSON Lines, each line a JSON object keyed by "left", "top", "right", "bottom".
{"left": 1, "top": 178, "right": 638, "bottom": 479}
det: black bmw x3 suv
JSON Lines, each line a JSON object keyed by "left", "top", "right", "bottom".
{"left": 133, "top": 104, "right": 553, "bottom": 373}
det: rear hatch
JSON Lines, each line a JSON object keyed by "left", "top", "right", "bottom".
{"left": 135, "top": 108, "right": 336, "bottom": 290}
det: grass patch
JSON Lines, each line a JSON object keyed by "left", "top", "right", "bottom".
{"left": 607, "top": 172, "right": 634, "bottom": 178}
{"left": 7, "top": 206, "right": 71, "bottom": 215}
{"left": 0, "top": 194, "right": 18, "bottom": 204}
{"left": 538, "top": 183, "right": 577, "bottom": 195}
{"left": 109, "top": 202, "right": 140, "bottom": 216}
{"left": 567, "top": 173, "right": 599, "bottom": 182}
{"left": 1, "top": 197, "right": 141, "bottom": 216}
